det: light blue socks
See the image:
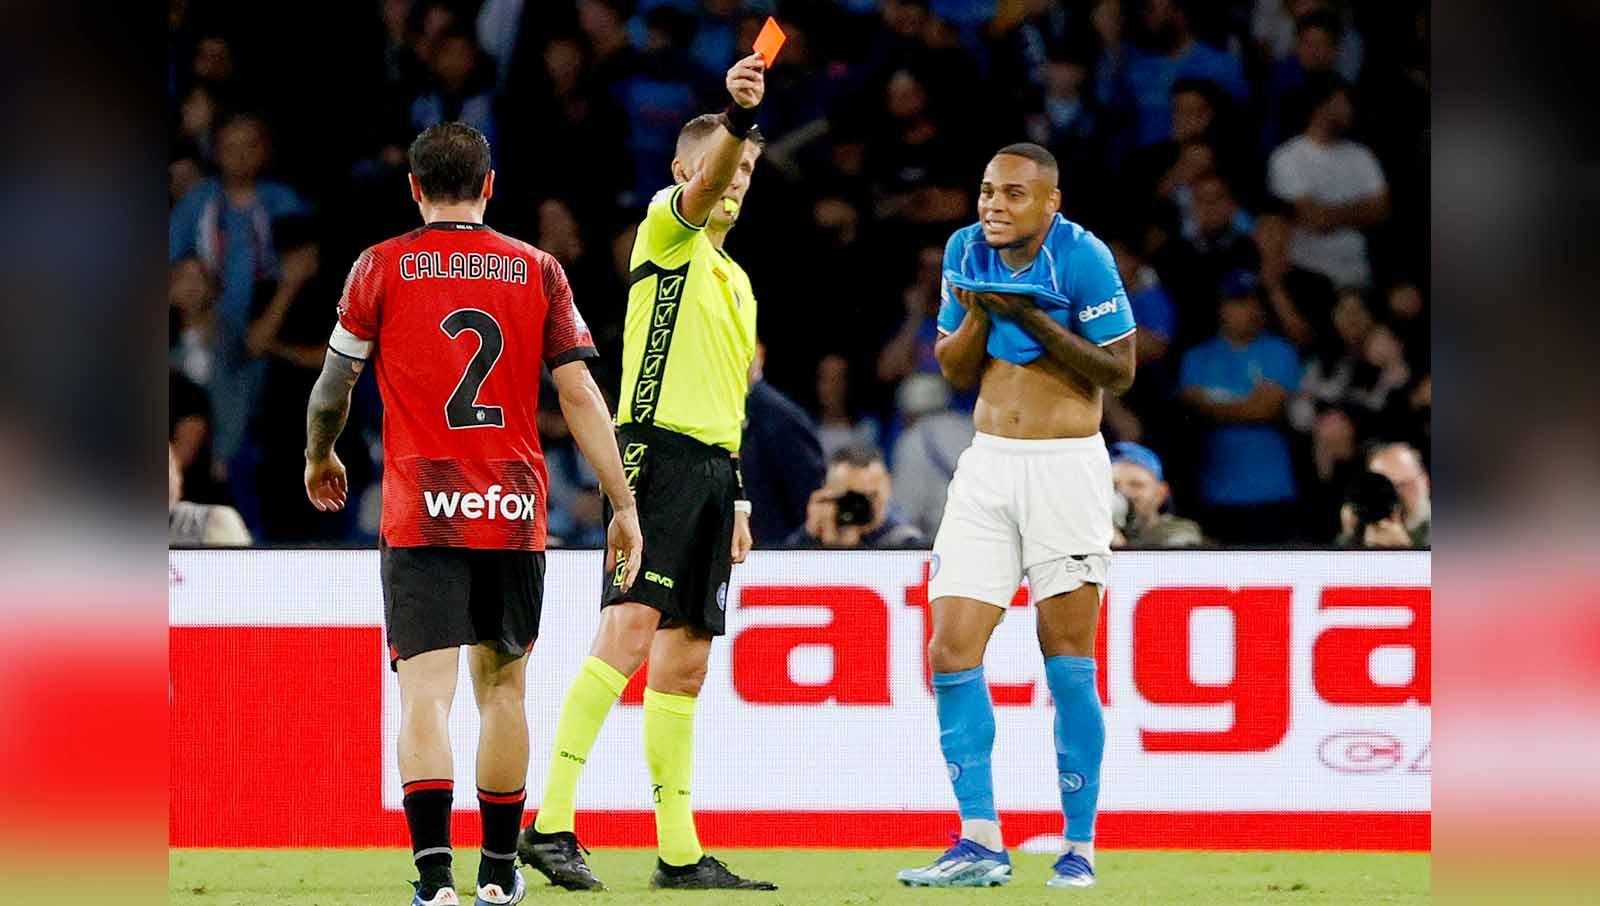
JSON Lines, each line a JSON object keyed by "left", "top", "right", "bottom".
{"left": 933, "top": 666, "right": 998, "bottom": 823}
{"left": 1045, "top": 655, "right": 1104, "bottom": 843}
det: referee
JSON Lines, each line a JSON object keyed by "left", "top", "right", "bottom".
{"left": 518, "top": 53, "right": 775, "bottom": 892}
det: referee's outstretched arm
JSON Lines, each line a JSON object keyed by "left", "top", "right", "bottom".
{"left": 676, "top": 53, "right": 766, "bottom": 228}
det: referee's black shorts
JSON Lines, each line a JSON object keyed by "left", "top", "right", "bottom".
{"left": 602, "top": 422, "right": 738, "bottom": 636}
{"left": 381, "top": 542, "right": 545, "bottom": 669}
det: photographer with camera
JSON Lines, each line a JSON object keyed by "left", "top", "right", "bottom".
{"left": 1109, "top": 442, "right": 1205, "bottom": 548}
{"left": 1337, "top": 470, "right": 1414, "bottom": 548}
{"left": 786, "top": 445, "right": 925, "bottom": 549}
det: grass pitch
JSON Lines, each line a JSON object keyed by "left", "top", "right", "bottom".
{"left": 170, "top": 848, "right": 1428, "bottom": 905}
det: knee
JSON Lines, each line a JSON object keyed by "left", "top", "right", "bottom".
{"left": 649, "top": 655, "right": 708, "bottom": 697}
{"left": 594, "top": 608, "right": 657, "bottom": 675}
{"left": 475, "top": 675, "right": 525, "bottom": 713}
{"left": 927, "top": 634, "right": 983, "bottom": 675}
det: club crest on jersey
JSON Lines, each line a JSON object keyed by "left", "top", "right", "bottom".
{"left": 399, "top": 251, "right": 528, "bottom": 284}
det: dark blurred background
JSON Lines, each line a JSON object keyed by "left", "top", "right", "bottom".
{"left": 163, "top": 0, "right": 1430, "bottom": 549}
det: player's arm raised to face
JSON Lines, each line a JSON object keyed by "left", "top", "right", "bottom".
{"left": 676, "top": 54, "right": 765, "bottom": 228}
{"left": 1018, "top": 308, "right": 1137, "bottom": 394}
{"left": 934, "top": 288, "right": 991, "bottom": 390}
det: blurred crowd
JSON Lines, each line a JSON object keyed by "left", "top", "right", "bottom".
{"left": 168, "top": 0, "right": 1428, "bottom": 547}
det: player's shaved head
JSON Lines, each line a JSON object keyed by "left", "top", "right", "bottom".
{"left": 992, "top": 142, "right": 1059, "bottom": 189}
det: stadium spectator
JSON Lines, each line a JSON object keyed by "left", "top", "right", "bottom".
{"left": 169, "top": 445, "right": 250, "bottom": 546}
{"left": 1252, "top": 0, "right": 1363, "bottom": 82}
{"left": 1099, "top": 0, "right": 1248, "bottom": 148}
{"left": 742, "top": 344, "right": 827, "bottom": 547}
{"left": 888, "top": 374, "right": 974, "bottom": 539}
{"left": 169, "top": 113, "right": 306, "bottom": 484}
{"left": 868, "top": 69, "right": 974, "bottom": 237}
{"left": 1367, "top": 441, "right": 1431, "bottom": 546}
{"left": 1336, "top": 469, "right": 1413, "bottom": 548}
{"left": 1267, "top": 73, "right": 1388, "bottom": 289}
{"left": 169, "top": 256, "right": 217, "bottom": 387}
{"left": 1109, "top": 442, "right": 1204, "bottom": 547}
{"left": 1174, "top": 171, "right": 1258, "bottom": 303}
{"left": 1178, "top": 272, "right": 1303, "bottom": 542}
{"left": 1261, "top": 8, "right": 1346, "bottom": 150}
{"left": 878, "top": 246, "right": 961, "bottom": 397}
{"left": 814, "top": 354, "right": 880, "bottom": 460}
{"left": 410, "top": 28, "right": 497, "bottom": 148}
{"left": 1251, "top": 195, "right": 1323, "bottom": 346}
{"left": 786, "top": 445, "right": 925, "bottom": 549}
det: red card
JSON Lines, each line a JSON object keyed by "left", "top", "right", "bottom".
{"left": 753, "top": 16, "right": 787, "bottom": 68}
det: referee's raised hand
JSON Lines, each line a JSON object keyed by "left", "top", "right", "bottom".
{"left": 726, "top": 53, "right": 765, "bottom": 109}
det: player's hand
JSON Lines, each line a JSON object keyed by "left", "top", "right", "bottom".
{"left": 606, "top": 502, "right": 644, "bottom": 593}
{"left": 304, "top": 453, "right": 348, "bottom": 512}
{"left": 975, "top": 291, "right": 1033, "bottom": 320}
{"left": 953, "top": 288, "right": 989, "bottom": 322}
{"left": 803, "top": 489, "right": 840, "bottom": 547}
{"left": 731, "top": 510, "right": 752, "bottom": 565}
{"left": 1362, "top": 516, "right": 1414, "bottom": 549}
{"left": 726, "top": 53, "right": 765, "bottom": 109}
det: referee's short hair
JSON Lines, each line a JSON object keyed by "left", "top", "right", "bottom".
{"left": 993, "top": 142, "right": 1059, "bottom": 180}
{"left": 408, "top": 122, "right": 492, "bottom": 203}
{"left": 676, "top": 113, "right": 765, "bottom": 160}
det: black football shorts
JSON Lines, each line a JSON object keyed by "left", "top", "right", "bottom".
{"left": 381, "top": 542, "right": 545, "bottom": 669}
{"left": 602, "top": 423, "right": 738, "bottom": 636}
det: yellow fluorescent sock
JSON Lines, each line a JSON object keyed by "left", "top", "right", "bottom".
{"left": 643, "top": 688, "right": 703, "bottom": 866}
{"left": 533, "top": 657, "right": 629, "bottom": 834}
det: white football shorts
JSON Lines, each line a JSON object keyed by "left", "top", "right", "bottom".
{"left": 928, "top": 432, "right": 1113, "bottom": 607}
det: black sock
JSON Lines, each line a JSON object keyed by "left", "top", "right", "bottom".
{"left": 477, "top": 787, "right": 526, "bottom": 890}
{"left": 403, "top": 779, "right": 454, "bottom": 895}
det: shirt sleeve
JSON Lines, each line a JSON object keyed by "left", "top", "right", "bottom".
{"left": 1262, "top": 339, "right": 1303, "bottom": 390}
{"left": 935, "top": 230, "right": 967, "bottom": 335}
{"left": 1178, "top": 347, "right": 1205, "bottom": 392}
{"left": 1268, "top": 145, "right": 1310, "bottom": 201}
{"left": 540, "top": 255, "right": 598, "bottom": 369}
{"left": 168, "top": 186, "right": 204, "bottom": 261}
{"left": 1068, "top": 234, "right": 1137, "bottom": 346}
{"left": 331, "top": 247, "right": 384, "bottom": 360}
{"left": 1352, "top": 145, "right": 1388, "bottom": 197}
{"left": 1133, "top": 286, "right": 1177, "bottom": 342}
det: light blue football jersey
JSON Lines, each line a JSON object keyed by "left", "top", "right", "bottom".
{"left": 937, "top": 214, "right": 1136, "bottom": 366}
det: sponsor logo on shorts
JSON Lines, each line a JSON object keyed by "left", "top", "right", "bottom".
{"left": 645, "top": 570, "right": 675, "bottom": 589}
{"left": 1078, "top": 299, "right": 1120, "bottom": 322}
{"left": 716, "top": 582, "right": 728, "bottom": 611}
{"left": 558, "top": 749, "right": 586, "bottom": 765}
{"left": 1058, "top": 771, "right": 1085, "bottom": 792}
{"left": 422, "top": 484, "right": 537, "bottom": 521}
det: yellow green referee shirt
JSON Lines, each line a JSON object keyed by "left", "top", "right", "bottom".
{"left": 617, "top": 183, "right": 758, "bottom": 452}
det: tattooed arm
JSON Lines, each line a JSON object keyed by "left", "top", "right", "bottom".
{"left": 304, "top": 350, "right": 364, "bottom": 511}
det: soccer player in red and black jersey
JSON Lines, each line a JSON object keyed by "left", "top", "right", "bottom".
{"left": 303, "top": 122, "right": 643, "bottom": 906}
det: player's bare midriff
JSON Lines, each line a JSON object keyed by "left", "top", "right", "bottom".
{"left": 974, "top": 357, "right": 1102, "bottom": 439}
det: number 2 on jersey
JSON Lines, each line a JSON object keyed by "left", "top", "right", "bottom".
{"left": 440, "top": 308, "right": 505, "bottom": 429}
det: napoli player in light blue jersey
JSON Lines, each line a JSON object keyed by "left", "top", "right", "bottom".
{"left": 897, "top": 143, "right": 1136, "bottom": 891}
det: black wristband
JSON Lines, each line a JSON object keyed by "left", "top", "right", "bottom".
{"left": 722, "top": 103, "right": 758, "bottom": 139}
